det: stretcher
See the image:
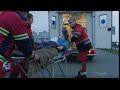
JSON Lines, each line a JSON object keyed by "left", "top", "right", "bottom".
{"left": 9, "top": 48, "right": 68, "bottom": 78}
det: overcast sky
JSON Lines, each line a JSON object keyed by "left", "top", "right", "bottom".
{"left": 30, "top": 11, "right": 49, "bottom": 33}
{"left": 30, "top": 11, "right": 119, "bottom": 34}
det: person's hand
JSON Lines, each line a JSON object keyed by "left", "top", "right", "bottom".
{"left": 2, "top": 61, "right": 11, "bottom": 72}
{"left": 32, "top": 53, "right": 40, "bottom": 64}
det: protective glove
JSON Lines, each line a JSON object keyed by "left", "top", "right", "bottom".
{"left": 2, "top": 61, "right": 11, "bottom": 72}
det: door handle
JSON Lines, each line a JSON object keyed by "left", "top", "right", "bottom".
{"left": 108, "top": 28, "right": 111, "bottom": 31}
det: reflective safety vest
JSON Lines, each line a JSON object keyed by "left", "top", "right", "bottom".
{"left": 71, "top": 24, "right": 92, "bottom": 52}
{"left": 0, "top": 11, "right": 33, "bottom": 63}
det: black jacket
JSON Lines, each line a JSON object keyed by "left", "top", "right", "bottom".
{"left": 62, "top": 29, "right": 69, "bottom": 40}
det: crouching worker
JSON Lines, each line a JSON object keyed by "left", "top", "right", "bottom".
{"left": 9, "top": 13, "right": 35, "bottom": 78}
{"left": 0, "top": 11, "right": 40, "bottom": 78}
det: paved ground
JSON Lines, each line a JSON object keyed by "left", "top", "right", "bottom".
{"left": 30, "top": 49, "right": 119, "bottom": 78}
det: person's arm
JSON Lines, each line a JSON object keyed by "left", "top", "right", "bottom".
{"left": 63, "top": 30, "right": 69, "bottom": 40}
{"left": 71, "top": 36, "right": 78, "bottom": 42}
{"left": 71, "top": 27, "right": 82, "bottom": 42}
{"left": 7, "top": 12, "right": 34, "bottom": 59}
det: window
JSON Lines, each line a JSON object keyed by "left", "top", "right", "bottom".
{"left": 99, "top": 14, "right": 107, "bottom": 27}
{"left": 51, "top": 16, "right": 56, "bottom": 29}
{"left": 112, "top": 26, "right": 115, "bottom": 35}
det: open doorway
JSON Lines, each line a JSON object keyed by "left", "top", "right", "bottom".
{"left": 62, "top": 13, "right": 87, "bottom": 48}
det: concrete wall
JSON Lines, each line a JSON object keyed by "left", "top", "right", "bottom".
{"left": 112, "top": 11, "right": 119, "bottom": 43}
{"left": 49, "top": 11, "right": 59, "bottom": 38}
{"left": 86, "top": 13, "right": 93, "bottom": 46}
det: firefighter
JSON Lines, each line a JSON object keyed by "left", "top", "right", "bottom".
{"left": 68, "top": 18, "right": 92, "bottom": 78}
{"left": 0, "top": 11, "right": 40, "bottom": 78}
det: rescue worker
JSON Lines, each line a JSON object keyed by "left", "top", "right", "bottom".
{"left": 12, "top": 13, "right": 34, "bottom": 78}
{"left": 0, "top": 11, "right": 40, "bottom": 78}
{"left": 68, "top": 18, "right": 92, "bottom": 78}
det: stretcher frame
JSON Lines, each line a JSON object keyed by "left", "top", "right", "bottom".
{"left": 10, "top": 51, "right": 67, "bottom": 78}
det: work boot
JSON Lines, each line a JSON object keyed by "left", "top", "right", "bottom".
{"left": 74, "top": 71, "right": 87, "bottom": 78}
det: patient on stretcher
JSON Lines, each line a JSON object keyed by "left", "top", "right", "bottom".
{"left": 12, "top": 37, "right": 69, "bottom": 68}
{"left": 34, "top": 37, "right": 69, "bottom": 50}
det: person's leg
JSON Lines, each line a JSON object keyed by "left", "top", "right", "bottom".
{"left": 0, "top": 60, "right": 20, "bottom": 78}
{"left": 78, "top": 60, "right": 87, "bottom": 78}
{"left": 0, "top": 61, "right": 4, "bottom": 78}
{"left": 9, "top": 62, "right": 29, "bottom": 78}
{"left": 75, "top": 51, "right": 88, "bottom": 78}
{"left": 8, "top": 63, "right": 20, "bottom": 78}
